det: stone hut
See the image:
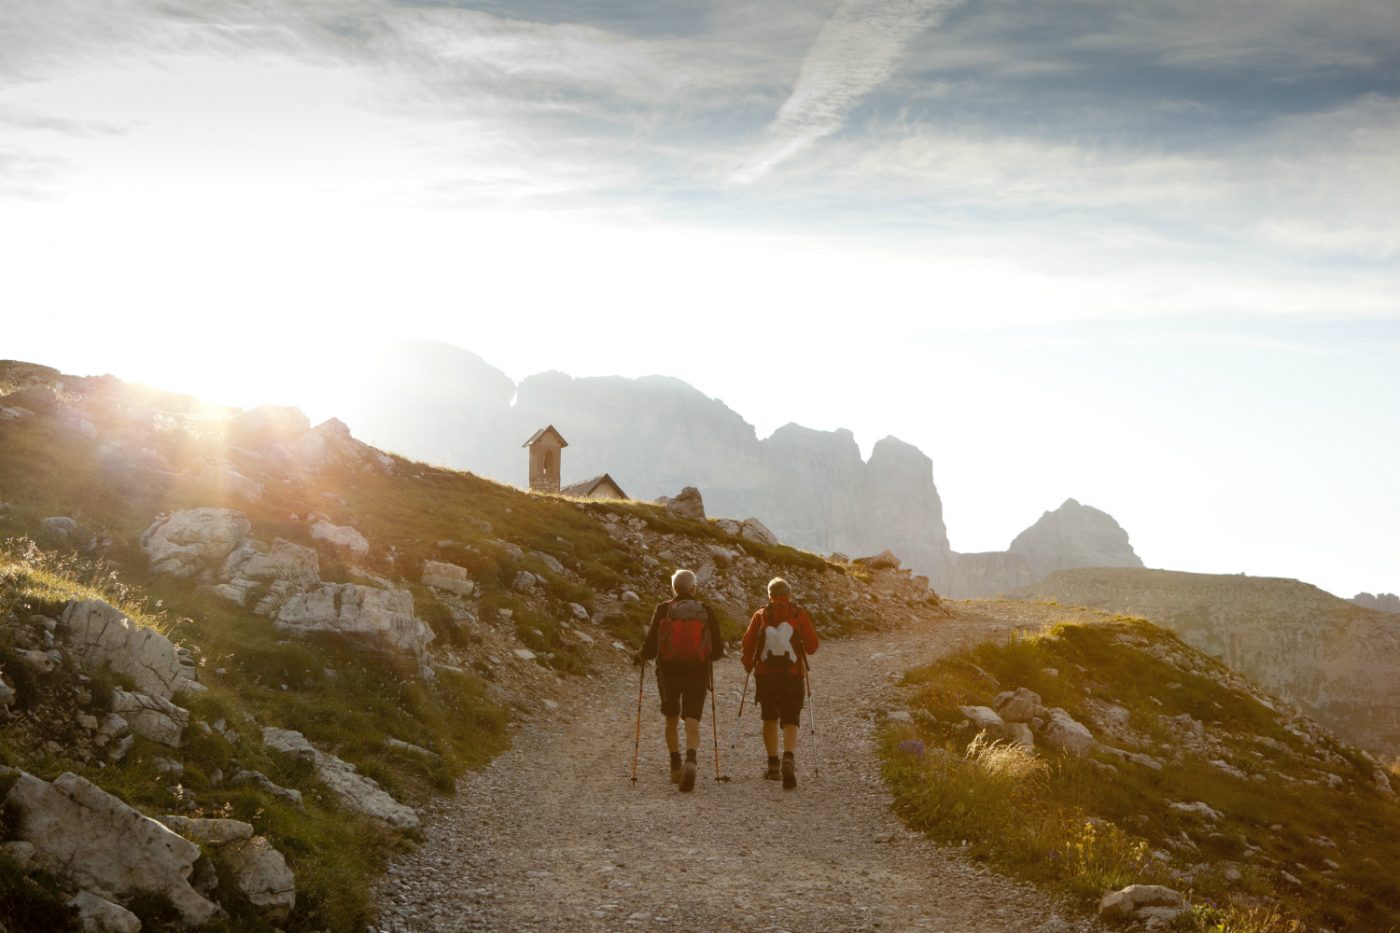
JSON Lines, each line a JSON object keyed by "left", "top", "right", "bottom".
{"left": 559, "top": 473, "right": 628, "bottom": 500}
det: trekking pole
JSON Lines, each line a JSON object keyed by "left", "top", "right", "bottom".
{"left": 728, "top": 668, "right": 752, "bottom": 761}
{"left": 630, "top": 660, "right": 646, "bottom": 785}
{"left": 710, "top": 668, "right": 730, "bottom": 783}
{"left": 803, "top": 655, "right": 820, "bottom": 782}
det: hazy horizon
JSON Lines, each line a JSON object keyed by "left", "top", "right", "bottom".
{"left": 3, "top": 0, "right": 1397, "bottom": 600}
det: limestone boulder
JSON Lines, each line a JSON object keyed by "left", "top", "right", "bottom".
{"left": 994, "top": 687, "right": 1046, "bottom": 723}
{"left": 959, "top": 705, "right": 1005, "bottom": 731}
{"left": 221, "top": 538, "right": 320, "bottom": 588}
{"left": 3, "top": 769, "right": 218, "bottom": 925}
{"left": 855, "top": 549, "right": 902, "bottom": 571}
{"left": 197, "top": 465, "right": 264, "bottom": 503}
{"left": 157, "top": 815, "right": 254, "bottom": 846}
{"left": 61, "top": 599, "right": 200, "bottom": 700}
{"left": 141, "top": 507, "right": 251, "bottom": 578}
{"left": 68, "top": 891, "right": 141, "bottom": 933}
{"left": 658, "top": 486, "right": 705, "bottom": 521}
{"left": 1042, "top": 708, "right": 1096, "bottom": 756}
{"left": 715, "top": 517, "right": 780, "bottom": 547}
{"left": 110, "top": 689, "right": 189, "bottom": 748}
{"left": 222, "top": 836, "right": 296, "bottom": 921}
{"left": 290, "top": 417, "right": 394, "bottom": 474}
{"left": 310, "top": 519, "right": 369, "bottom": 558}
{"left": 274, "top": 583, "right": 434, "bottom": 668}
{"left": 261, "top": 727, "right": 419, "bottom": 829}
{"left": 1098, "top": 884, "right": 1188, "bottom": 923}
{"left": 422, "top": 560, "right": 475, "bottom": 596}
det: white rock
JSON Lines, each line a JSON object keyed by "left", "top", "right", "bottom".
{"left": 886, "top": 710, "right": 913, "bottom": 723}
{"left": 223, "top": 835, "right": 296, "bottom": 921}
{"left": 529, "top": 550, "right": 566, "bottom": 575}
{"left": 1098, "top": 884, "right": 1188, "bottom": 922}
{"left": 261, "top": 728, "right": 418, "bottom": 829}
{"left": 514, "top": 648, "right": 537, "bottom": 661}
{"left": 994, "top": 688, "right": 1045, "bottom": 723}
{"left": 310, "top": 520, "right": 369, "bottom": 558}
{"left": 959, "top": 706, "right": 1005, "bottom": 730}
{"left": 42, "top": 516, "right": 80, "bottom": 539}
{"left": 1042, "top": 708, "right": 1096, "bottom": 757}
{"left": 1170, "top": 800, "right": 1224, "bottom": 821}
{"left": 222, "top": 538, "right": 320, "bottom": 589}
{"left": 570, "top": 602, "right": 590, "bottom": 621}
{"left": 68, "top": 891, "right": 141, "bottom": 933}
{"left": 275, "top": 583, "right": 434, "bottom": 668}
{"left": 62, "top": 599, "right": 202, "bottom": 700}
{"left": 140, "top": 507, "right": 251, "bottom": 577}
{"left": 513, "top": 570, "right": 541, "bottom": 594}
{"left": 422, "top": 560, "right": 475, "bottom": 597}
{"left": 157, "top": 815, "right": 254, "bottom": 846}
{"left": 4, "top": 770, "right": 218, "bottom": 925}
{"left": 198, "top": 465, "right": 264, "bottom": 503}
{"left": 621, "top": 590, "right": 640, "bottom": 603}
{"left": 1005, "top": 722, "right": 1035, "bottom": 747}
{"left": 110, "top": 689, "right": 189, "bottom": 747}
{"left": 658, "top": 486, "right": 705, "bottom": 521}
{"left": 0, "top": 840, "right": 35, "bottom": 868}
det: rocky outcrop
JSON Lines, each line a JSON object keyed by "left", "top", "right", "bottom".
{"left": 274, "top": 583, "right": 434, "bottom": 669}
{"left": 3, "top": 769, "right": 219, "bottom": 925}
{"left": 943, "top": 499, "right": 1142, "bottom": 598}
{"left": 60, "top": 599, "right": 200, "bottom": 700}
{"left": 68, "top": 890, "right": 141, "bottom": 933}
{"left": 310, "top": 519, "right": 370, "bottom": 558}
{"left": 1098, "top": 885, "right": 1188, "bottom": 925}
{"left": 290, "top": 417, "right": 394, "bottom": 474}
{"left": 1354, "top": 592, "right": 1400, "bottom": 613}
{"left": 109, "top": 689, "right": 188, "bottom": 747}
{"left": 657, "top": 486, "right": 705, "bottom": 521}
{"left": 1015, "top": 568, "right": 1400, "bottom": 759}
{"left": 156, "top": 817, "right": 296, "bottom": 920}
{"left": 262, "top": 727, "right": 419, "bottom": 829}
{"left": 421, "top": 560, "right": 475, "bottom": 596}
{"left": 713, "top": 517, "right": 779, "bottom": 547}
{"left": 217, "top": 537, "right": 321, "bottom": 611}
{"left": 140, "top": 507, "right": 251, "bottom": 579}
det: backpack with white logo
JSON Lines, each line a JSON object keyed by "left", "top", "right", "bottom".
{"left": 759, "top": 601, "right": 804, "bottom": 666}
{"left": 658, "top": 598, "right": 712, "bottom": 663}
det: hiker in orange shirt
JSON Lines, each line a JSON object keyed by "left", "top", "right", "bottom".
{"left": 741, "top": 577, "right": 819, "bottom": 789}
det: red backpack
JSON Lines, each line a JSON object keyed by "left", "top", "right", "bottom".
{"left": 758, "top": 601, "right": 805, "bottom": 666}
{"left": 658, "top": 598, "right": 712, "bottom": 663}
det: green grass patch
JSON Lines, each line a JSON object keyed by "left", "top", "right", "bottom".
{"left": 882, "top": 617, "right": 1400, "bottom": 932}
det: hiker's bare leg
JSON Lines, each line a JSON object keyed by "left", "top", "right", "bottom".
{"left": 763, "top": 719, "right": 779, "bottom": 757}
{"left": 665, "top": 716, "right": 680, "bottom": 753}
{"left": 684, "top": 717, "right": 700, "bottom": 752}
{"left": 783, "top": 724, "right": 799, "bottom": 754}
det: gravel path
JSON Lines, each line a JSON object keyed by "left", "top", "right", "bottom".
{"left": 376, "top": 605, "right": 1098, "bottom": 932}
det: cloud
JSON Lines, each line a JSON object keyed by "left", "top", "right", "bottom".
{"left": 731, "top": 0, "right": 959, "bottom": 184}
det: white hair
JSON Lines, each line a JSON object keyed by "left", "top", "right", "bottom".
{"left": 767, "top": 577, "right": 791, "bottom": 598}
{"left": 672, "top": 569, "right": 697, "bottom": 595}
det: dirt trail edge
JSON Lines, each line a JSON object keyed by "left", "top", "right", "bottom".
{"left": 376, "top": 605, "right": 1099, "bottom": 932}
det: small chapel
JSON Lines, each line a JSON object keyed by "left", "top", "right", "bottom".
{"left": 522, "top": 425, "right": 628, "bottom": 500}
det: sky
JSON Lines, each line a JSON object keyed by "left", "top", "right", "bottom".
{"left": 1, "top": 0, "right": 1397, "bottom": 599}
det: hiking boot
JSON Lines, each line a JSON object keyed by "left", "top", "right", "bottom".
{"left": 670, "top": 762, "right": 684, "bottom": 784}
{"left": 763, "top": 760, "right": 781, "bottom": 781}
{"left": 781, "top": 756, "right": 797, "bottom": 790}
{"left": 679, "top": 761, "right": 697, "bottom": 792}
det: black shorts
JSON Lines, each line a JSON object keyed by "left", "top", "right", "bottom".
{"left": 755, "top": 672, "right": 804, "bottom": 727}
{"left": 657, "top": 668, "right": 708, "bottom": 720}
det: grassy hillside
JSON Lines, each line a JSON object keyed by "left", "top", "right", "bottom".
{"left": 0, "top": 360, "right": 936, "bottom": 930}
{"left": 1011, "top": 568, "right": 1400, "bottom": 761}
{"left": 880, "top": 606, "right": 1400, "bottom": 932}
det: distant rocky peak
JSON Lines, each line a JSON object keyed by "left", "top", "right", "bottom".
{"left": 1009, "top": 499, "right": 1142, "bottom": 574}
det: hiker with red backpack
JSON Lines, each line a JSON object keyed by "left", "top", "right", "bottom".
{"left": 634, "top": 568, "right": 726, "bottom": 792}
{"left": 741, "top": 577, "right": 819, "bottom": 789}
